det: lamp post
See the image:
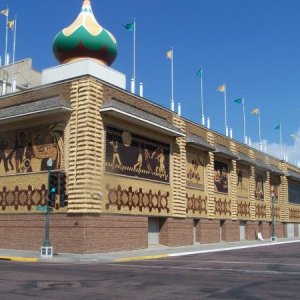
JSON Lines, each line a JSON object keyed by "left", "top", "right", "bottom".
{"left": 41, "top": 158, "right": 53, "bottom": 258}
{"left": 271, "top": 187, "right": 277, "bottom": 242}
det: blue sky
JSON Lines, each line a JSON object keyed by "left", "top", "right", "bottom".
{"left": 3, "top": 0, "right": 300, "bottom": 163}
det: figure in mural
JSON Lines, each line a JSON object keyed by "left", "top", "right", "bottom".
{"left": 144, "top": 148, "right": 152, "bottom": 172}
{"left": 110, "top": 140, "right": 122, "bottom": 167}
{"left": 255, "top": 175, "right": 264, "bottom": 199}
{"left": 214, "top": 161, "right": 228, "bottom": 193}
{"left": 134, "top": 144, "right": 143, "bottom": 171}
{"left": 152, "top": 146, "right": 167, "bottom": 178}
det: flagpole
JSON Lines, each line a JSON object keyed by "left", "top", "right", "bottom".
{"left": 200, "top": 67, "right": 204, "bottom": 125}
{"left": 171, "top": 47, "right": 174, "bottom": 111}
{"left": 258, "top": 107, "right": 262, "bottom": 151}
{"left": 279, "top": 123, "right": 283, "bottom": 159}
{"left": 133, "top": 18, "right": 136, "bottom": 93}
{"left": 4, "top": 7, "right": 8, "bottom": 65}
{"left": 224, "top": 84, "right": 228, "bottom": 136}
{"left": 11, "top": 16, "right": 17, "bottom": 91}
{"left": 242, "top": 97, "right": 247, "bottom": 143}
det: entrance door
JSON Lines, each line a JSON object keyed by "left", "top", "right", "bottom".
{"left": 240, "top": 221, "right": 246, "bottom": 240}
{"left": 148, "top": 218, "right": 159, "bottom": 246}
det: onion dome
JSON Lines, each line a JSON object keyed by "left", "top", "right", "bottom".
{"left": 52, "top": 0, "right": 117, "bottom": 66}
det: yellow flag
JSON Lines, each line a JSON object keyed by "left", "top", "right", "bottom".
{"left": 217, "top": 84, "right": 225, "bottom": 92}
{"left": 251, "top": 108, "right": 260, "bottom": 115}
{"left": 166, "top": 50, "right": 173, "bottom": 60}
{"left": 0, "top": 9, "right": 8, "bottom": 17}
{"left": 7, "top": 20, "right": 14, "bottom": 29}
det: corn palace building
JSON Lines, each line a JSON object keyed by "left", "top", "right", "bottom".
{"left": 0, "top": 0, "right": 300, "bottom": 253}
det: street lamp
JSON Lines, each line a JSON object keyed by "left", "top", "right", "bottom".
{"left": 40, "top": 158, "right": 53, "bottom": 258}
{"left": 271, "top": 187, "right": 277, "bottom": 242}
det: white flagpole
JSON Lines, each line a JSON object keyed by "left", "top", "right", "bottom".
{"left": 224, "top": 84, "right": 228, "bottom": 135}
{"left": 200, "top": 68, "right": 205, "bottom": 125}
{"left": 279, "top": 123, "right": 283, "bottom": 159}
{"left": 133, "top": 18, "right": 136, "bottom": 93}
{"left": 4, "top": 7, "right": 8, "bottom": 65}
{"left": 242, "top": 97, "right": 247, "bottom": 143}
{"left": 11, "top": 16, "right": 17, "bottom": 91}
{"left": 258, "top": 108, "right": 262, "bottom": 151}
{"left": 171, "top": 47, "right": 174, "bottom": 111}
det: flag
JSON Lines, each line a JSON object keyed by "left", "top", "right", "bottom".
{"left": 7, "top": 20, "right": 14, "bottom": 29}
{"left": 0, "top": 8, "right": 8, "bottom": 16}
{"left": 274, "top": 124, "right": 281, "bottom": 130}
{"left": 196, "top": 68, "right": 203, "bottom": 77}
{"left": 251, "top": 108, "right": 260, "bottom": 115}
{"left": 123, "top": 22, "right": 134, "bottom": 31}
{"left": 234, "top": 97, "right": 243, "bottom": 104}
{"left": 166, "top": 49, "right": 173, "bottom": 60}
{"left": 217, "top": 85, "right": 226, "bottom": 92}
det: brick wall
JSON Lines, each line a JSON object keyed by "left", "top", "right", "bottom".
{"left": 198, "top": 219, "right": 220, "bottom": 244}
{"left": 159, "top": 218, "right": 193, "bottom": 246}
{"left": 0, "top": 213, "right": 148, "bottom": 253}
{"left": 260, "top": 221, "right": 271, "bottom": 239}
{"left": 221, "top": 220, "right": 240, "bottom": 242}
{"left": 246, "top": 221, "right": 259, "bottom": 240}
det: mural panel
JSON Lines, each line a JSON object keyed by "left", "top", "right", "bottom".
{"left": 255, "top": 173, "right": 264, "bottom": 200}
{"left": 236, "top": 165, "right": 250, "bottom": 199}
{"left": 0, "top": 123, "right": 64, "bottom": 175}
{"left": 186, "top": 151, "right": 205, "bottom": 189}
{"left": 214, "top": 161, "right": 229, "bottom": 193}
{"left": 270, "top": 175, "right": 280, "bottom": 202}
{"left": 105, "top": 126, "right": 170, "bottom": 182}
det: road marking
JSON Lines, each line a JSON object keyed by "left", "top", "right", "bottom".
{"left": 110, "top": 263, "right": 300, "bottom": 276}
{"left": 160, "top": 260, "right": 300, "bottom": 267}
{"left": 0, "top": 256, "right": 38, "bottom": 262}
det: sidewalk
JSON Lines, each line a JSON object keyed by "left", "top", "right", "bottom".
{"left": 1, "top": 238, "right": 300, "bottom": 264}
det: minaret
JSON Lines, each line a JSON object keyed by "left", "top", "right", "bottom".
{"left": 52, "top": 0, "right": 118, "bottom": 66}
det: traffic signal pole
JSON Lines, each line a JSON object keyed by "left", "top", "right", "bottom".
{"left": 43, "top": 165, "right": 51, "bottom": 247}
{"left": 41, "top": 158, "right": 53, "bottom": 258}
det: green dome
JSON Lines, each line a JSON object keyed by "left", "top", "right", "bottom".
{"left": 52, "top": 0, "right": 117, "bottom": 66}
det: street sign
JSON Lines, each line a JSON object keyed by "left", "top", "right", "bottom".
{"left": 36, "top": 205, "right": 47, "bottom": 211}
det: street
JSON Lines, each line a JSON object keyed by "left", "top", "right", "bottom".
{"left": 1, "top": 242, "right": 300, "bottom": 299}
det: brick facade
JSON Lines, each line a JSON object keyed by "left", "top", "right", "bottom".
{"left": 159, "top": 218, "right": 193, "bottom": 247}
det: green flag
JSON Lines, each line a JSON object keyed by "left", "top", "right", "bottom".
{"left": 196, "top": 68, "right": 203, "bottom": 77}
{"left": 274, "top": 124, "right": 281, "bottom": 130}
{"left": 234, "top": 97, "right": 243, "bottom": 104}
{"left": 123, "top": 22, "right": 134, "bottom": 31}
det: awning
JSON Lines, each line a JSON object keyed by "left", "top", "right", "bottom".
{"left": 270, "top": 164, "right": 285, "bottom": 176}
{"left": 186, "top": 133, "right": 215, "bottom": 151}
{"left": 255, "top": 158, "right": 272, "bottom": 172}
{"left": 287, "top": 170, "right": 300, "bottom": 181}
{"left": 237, "top": 151, "right": 256, "bottom": 166}
{"left": 214, "top": 144, "right": 238, "bottom": 160}
{"left": 100, "top": 99, "right": 185, "bottom": 137}
{"left": 0, "top": 96, "right": 72, "bottom": 124}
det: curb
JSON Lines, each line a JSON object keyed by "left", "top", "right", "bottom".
{"left": 0, "top": 256, "right": 38, "bottom": 262}
{"left": 113, "top": 254, "right": 168, "bottom": 262}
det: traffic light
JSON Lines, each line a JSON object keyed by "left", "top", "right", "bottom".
{"left": 58, "top": 172, "right": 68, "bottom": 207}
{"left": 49, "top": 172, "right": 59, "bottom": 195}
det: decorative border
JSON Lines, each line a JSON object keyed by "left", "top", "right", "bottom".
{"left": 0, "top": 185, "right": 48, "bottom": 211}
{"left": 105, "top": 184, "right": 170, "bottom": 213}
{"left": 186, "top": 194, "right": 207, "bottom": 215}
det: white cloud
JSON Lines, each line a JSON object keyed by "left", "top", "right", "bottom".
{"left": 252, "top": 128, "right": 300, "bottom": 167}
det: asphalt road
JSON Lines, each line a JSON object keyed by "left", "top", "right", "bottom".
{"left": 1, "top": 242, "right": 300, "bottom": 300}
